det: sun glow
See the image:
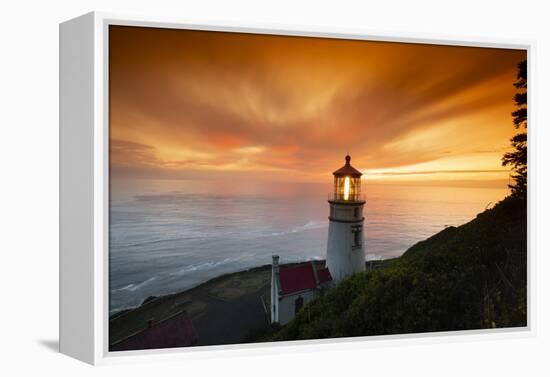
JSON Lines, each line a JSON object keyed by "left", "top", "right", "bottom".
{"left": 344, "top": 176, "right": 350, "bottom": 200}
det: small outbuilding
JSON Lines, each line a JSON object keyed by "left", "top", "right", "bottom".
{"left": 270, "top": 256, "right": 332, "bottom": 325}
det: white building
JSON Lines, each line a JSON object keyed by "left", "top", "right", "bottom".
{"left": 270, "top": 256, "right": 332, "bottom": 325}
{"left": 270, "top": 155, "right": 366, "bottom": 325}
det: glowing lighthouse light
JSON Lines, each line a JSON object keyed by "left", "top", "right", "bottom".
{"left": 331, "top": 155, "right": 361, "bottom": 201}
{"left": 343, "top": 176, "right": 350, "bottom": 200}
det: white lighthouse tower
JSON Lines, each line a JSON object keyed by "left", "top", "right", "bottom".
{"left": 326, "top": 154, "right": 366, "bottom": 282}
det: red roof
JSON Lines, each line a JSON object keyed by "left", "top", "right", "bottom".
{"left": 317, "top": 267, "right": 332, "bottom": 283}
{"left": 110, "top": 311, "right": 198, "bottom": 351}
{"left": 279, "top": 263, "right": 332, "bottom": 295}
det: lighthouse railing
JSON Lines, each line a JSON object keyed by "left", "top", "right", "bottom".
{"left": 328, "top": 193, "right": 366, "bottom": 202}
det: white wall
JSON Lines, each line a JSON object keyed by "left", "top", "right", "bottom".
{"left": 1, "top": 0, "right": 549, "bottom": 376}
{"left": 327, "top": 201, "right": 366, "bottom": 281}
{"left": 326, "top": 220, "right": 366, "bottom": 281}
{"left": 278, "top": 290, "right": 320, "bottom": 325}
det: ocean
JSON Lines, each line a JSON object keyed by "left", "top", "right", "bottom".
{"left": 109, "top": 181, "right": 507, "bottom": 313}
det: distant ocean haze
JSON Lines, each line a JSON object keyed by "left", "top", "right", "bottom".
{"left": 109, "top": 179, "right": 508, "bottom": 313}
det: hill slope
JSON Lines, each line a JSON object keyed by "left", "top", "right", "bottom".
{"left": 265, "top": 196, "right": 527, "bottom": 341}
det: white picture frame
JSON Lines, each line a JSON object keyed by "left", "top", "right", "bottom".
{"left": 59, "top": 11, "right": 535, "bottom": 365}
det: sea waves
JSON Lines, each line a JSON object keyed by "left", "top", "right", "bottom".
{"left": 112, "top": 276, "right": 157, "bottom": 293}
{"left": 269, "top": 220, "right": 327, "bottom": 237}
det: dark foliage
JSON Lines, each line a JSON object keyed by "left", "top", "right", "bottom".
{"left": 261, "top": 196, "right": 527, "bottom": 341}
{"left": 502, "top": 60, "right": 527, "bottom": 198}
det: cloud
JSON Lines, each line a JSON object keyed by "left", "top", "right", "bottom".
{"left": 109, "top": 139, "right": 161, "bottom": 167}
{"left": 366, "top": 169, "right": 507, "bottom": 176}
{"left": 108, "top": 26, "right": 526, "bottom": 186}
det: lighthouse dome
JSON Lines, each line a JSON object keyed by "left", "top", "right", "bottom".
{"left": 332, "top": 155, "right": 363, "bottom": 177}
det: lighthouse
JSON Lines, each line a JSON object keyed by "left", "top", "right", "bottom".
{"left": 269, "top": 154, "right": 367, "bottom": 324}
{"left": 326, "top": 154, "right": 366, "bottom": 282}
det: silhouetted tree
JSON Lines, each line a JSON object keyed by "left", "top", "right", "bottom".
{"left": 502, "top": 60, "right": 527, "bottom": 198}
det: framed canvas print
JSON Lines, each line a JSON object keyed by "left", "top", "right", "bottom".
{"left": 59, "top": 12, "right": 533, "bottom": 365}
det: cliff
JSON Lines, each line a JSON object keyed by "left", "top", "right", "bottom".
{"left": 262, "top": 195, "right": 527, "bottom": 341}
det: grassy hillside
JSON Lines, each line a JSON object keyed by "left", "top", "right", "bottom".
{"left": 264, "top": 195, "right": 527, "bottom": 341}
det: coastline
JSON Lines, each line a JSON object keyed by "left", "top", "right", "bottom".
{"left": 109, "top": 259, "right": 389, "bottom": 348}
{"left": 109, "top": 196, "right": 527, "bottom": 350}
{"left": 109, "top": 184, "right": 505, "bottom": 312}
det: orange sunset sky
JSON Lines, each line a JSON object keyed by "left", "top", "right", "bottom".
{"left": 109, "top": 26, "right": 527, "bottom": 189}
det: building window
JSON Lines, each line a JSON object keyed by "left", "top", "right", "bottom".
{"left": 352, "top": 225, "right": 362, "bottom": 248}
{"left": 354, "top": 230, "right": 362, "bottom": 246}
{"left": 354, "top": 207, "right": 360, "bottom": 218}
{"left": 295, "top": 297, "right": 304, "bottom": 314}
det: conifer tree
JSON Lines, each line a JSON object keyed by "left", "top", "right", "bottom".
{"left": 502, "top": 60, "right": 527, "bottom": 198}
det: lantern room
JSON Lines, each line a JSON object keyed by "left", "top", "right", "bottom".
{"left": 331, "top": 155, "right": 363, "bottom": 201}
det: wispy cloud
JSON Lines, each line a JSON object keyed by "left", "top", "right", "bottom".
{"left": 109, "top": 26, "right": 526, "bottom": 187}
